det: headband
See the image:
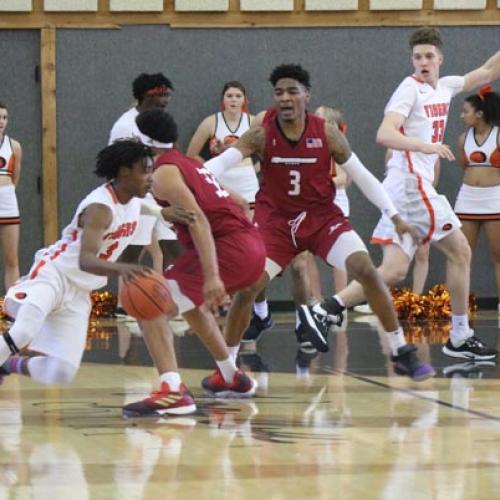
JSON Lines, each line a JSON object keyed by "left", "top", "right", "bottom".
{"left": 137, "top": 131, "right": 172, "bottom": 149}
{"left": 145, "top": 85, "right": 170, "bottom": 97}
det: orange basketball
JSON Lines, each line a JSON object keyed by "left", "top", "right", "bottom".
{"left": 119, "top": 271, "right": 177, "bottom": 321}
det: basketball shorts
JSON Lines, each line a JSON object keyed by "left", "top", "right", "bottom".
{"left": 371, "top": 169, "right": 461, "bottom": 259}
{"left": 0, "top": 184, "right": 20, "bottom": 225}
{"left": 4, "top": 261, "right": 91, "bottom": 368}
{"left": 454, "top": 183, "right": 500, "bottom": 221}
{"left": 165, "top": 228, "right": 266, "bottom": 313}
{"left": 253, "top": 203, "right": 364, "bottom": 278}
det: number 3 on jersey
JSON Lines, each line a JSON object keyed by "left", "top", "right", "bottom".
{"left": 431, "top": 119, "right": 445, "bottom": 143}
{"left": 288, "top": 170, "right": 301, "bottom": 196}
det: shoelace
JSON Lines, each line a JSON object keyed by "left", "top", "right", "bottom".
{"left": 464, "top": 336, "right": 485, "bottom": 348}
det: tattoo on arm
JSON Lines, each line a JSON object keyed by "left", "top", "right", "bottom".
{"left": 325, "top": 123, "right": 352, "bottom": 164}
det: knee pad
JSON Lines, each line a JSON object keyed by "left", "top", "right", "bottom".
{"left": 27, "top": 356, "right": 78, "bottom": 385}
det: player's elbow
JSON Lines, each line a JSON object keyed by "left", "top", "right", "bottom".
{"left": 376, "top": 127, "right": 390, "bottom": 147}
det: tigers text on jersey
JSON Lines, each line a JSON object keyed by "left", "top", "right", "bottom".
{"left": 153, "top": 149, "right": 253, "bottom": 247}
{"left": 0, "top": 135, "right": 15, "bottom": 178}
{"left": 258, "top": 108, "right": 335, "bottom": 215}
{"left": 464, "top": 126, "right": 500, "bottom": 167}
{"left": 385, "top": 75, "right": 464, "bottom": 184}
{"left": 28, "top": 183, "right": 142, "bottom": 291}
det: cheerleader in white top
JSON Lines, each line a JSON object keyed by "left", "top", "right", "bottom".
{"left": 0, "top": 101, "right": 22, "bottom": 291}
{"left": 328, "top": 27, "right": 500, "bottom": 361}
{"left": 0, "top": 141, "right": 192, "bottom": 386}
{"left": 186, "top": 81, "right": 259, "bottom": 206}
{"left": 454, "top": 86, "right": 500, "bottom": 313}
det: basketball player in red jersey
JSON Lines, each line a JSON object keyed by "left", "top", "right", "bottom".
{"left": 205, "top": 64, "right": 434, "bottom": 381}
{"left": 122, "top": 109, "right": 266, "bottom": 417}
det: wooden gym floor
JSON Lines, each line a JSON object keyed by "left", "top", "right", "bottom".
{"left": 0, "top": 311, "right": 499, "bottom": 499}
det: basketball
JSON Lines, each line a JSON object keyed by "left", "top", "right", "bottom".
{"left": 119, "top": 271, "right": 177, "bottom": 321}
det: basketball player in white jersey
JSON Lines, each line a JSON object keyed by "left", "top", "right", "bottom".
{"left": 0, "top": 141, "right": 194, "bottom": 386}
{"left": 0, "top": 101, "right": 22, "bottom": 291}
{"left": 109, "top": 73, "right": 180, "bottom": 281}
{"left": 325, "top": 27, "right": 500, "bottom": 360}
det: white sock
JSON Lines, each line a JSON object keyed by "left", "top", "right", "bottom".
{"left": 227, "top": 345, "right": 240, "bottom": 362}
{"left": 216, "top": 357, "right": 237, "bottom": 383}
{"left": 160, "top": 371, "right": 182, "bottom": 391}
{"left": 450, "top": 315, "right": 472, "bottom": 347}
{"left": 333, "top": 295, "right": 345, "bottom": 308}
{"left": 253, "top": 300, "right": 269, "bottom": 320}
{"left": 385, "top": 327, "right": 407, "bottom": 357}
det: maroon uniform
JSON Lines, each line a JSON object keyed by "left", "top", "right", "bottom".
{"left": 254, "top": 108, "right": 352, "bottom": 269}
{"left": 153, "top": 149, "right": 265, "bottom": 310}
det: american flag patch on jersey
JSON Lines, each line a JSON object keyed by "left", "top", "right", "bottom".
{"left": 306, "top": 138, "right": 323, "bottom": 148}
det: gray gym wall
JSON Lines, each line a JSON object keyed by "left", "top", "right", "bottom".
{"left": 0, "top": 29, "right": 42, "bottom": 295}
{"left": 3, "top": 25, "right": 499, "bottom": 300}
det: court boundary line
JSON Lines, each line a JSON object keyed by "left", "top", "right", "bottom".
{"left": 324, "top": 367, "right": 500, "bottom": 424}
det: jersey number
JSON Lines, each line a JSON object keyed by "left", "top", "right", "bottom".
{"left": 197, "top": 167, "right": 230, "bottom": 199}
{"left": 288, "top": 170, "right": 301, "bottom": 196}
{"left": 431, "top": 119, "right": 445, "bottom": 143}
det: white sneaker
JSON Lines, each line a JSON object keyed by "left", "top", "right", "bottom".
{"left": 353, "top": 303, "right": 372, "bottom": 314}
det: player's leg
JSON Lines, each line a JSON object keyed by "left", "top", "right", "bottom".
{"left": 483, "top": 220, "right": 500, "bottom": 313}
{"left": 412, "top": 242, "right": 431, "bottom": 294}
{"left": 0, "top": 224, "right": 20, "bottom": 291}
{"left": 436, "top": 229, "right": 496, "bottom": 360}
{"left": 318, "top": 230, "right": 434, "bottom": 380}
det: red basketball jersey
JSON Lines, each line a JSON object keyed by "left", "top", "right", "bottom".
{"left": 153, "top": 149, "right": 253, "bottom": 246}
{"left": 258, "top": 108, "right": 336, "bottom": 215}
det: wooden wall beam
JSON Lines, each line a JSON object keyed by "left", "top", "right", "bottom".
{"left": 40, "top": 27, "right": 58, "bottom": 246}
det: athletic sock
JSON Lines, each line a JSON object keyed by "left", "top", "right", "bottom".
{"left": 450, "top": 315, "right": 472, "bottom": 347}
{"left": 160, "top": 371, "right": 182, "bottom": 392}
{"left": 253, "top": 300, "right": 269, "bottom": 320}
{"left": 385, "top": 327, "right": 407, "bottom": 357}
{"left": 227, "top": 345, "right": 240, "bottom": 362}
{"left": 216, "top": 357, "right": 237, "bottom": 383}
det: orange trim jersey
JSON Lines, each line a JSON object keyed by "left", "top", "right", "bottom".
{"left": 28, "top": 183, "right": 141, "bottom": 290}
{"left": 385, "top": 75, "right": 464, "bottom": 184}
{"left": 0, "top": 135, "right": 15, "bottom": 178}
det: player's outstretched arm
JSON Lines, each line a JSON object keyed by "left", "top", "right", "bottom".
{"left": 79, "top": 203, "right": 150, "bottom": 281}
{"left": 326, "top": 124, "right": 420, "bottom": 244}
{"left": 377, "top": 112, "right": 455, "bottom": 161}
{"left": 203, "top": 126, "right": 266, "bottom": 178}
{"left": 463, "top": 50, "right": 500, "bottom": 94}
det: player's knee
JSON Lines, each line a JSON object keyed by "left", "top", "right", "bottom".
{"left": 449, "top": 236, "right": 471, "bottom": 266}
{"left": 290, "top": 254, "right": 308, "bottom": 276}
{"left": 346, "top": 254, "right": 378, "bottom": 283}
{"left": 28, "top": 357, "right": 78, "bottom": 385}
{"left": 381, "top": 265, "right": 408, "bottom": 286}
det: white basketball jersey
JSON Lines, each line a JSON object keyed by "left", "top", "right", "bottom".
{"left": 463, "top": 126, "right": 500, "bottom": 167}
{"left": 385, "top": 75, "right": 464, "bottom": 184}
{"left": 29, "top": 183, "right": 142, "bottom": 291}
{"left": 0, "top": 134, "right": 15, "bottom": 178}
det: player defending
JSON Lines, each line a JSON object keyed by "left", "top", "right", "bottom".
{"left": 205, "top": 64, "right": 434, "bottom": 381}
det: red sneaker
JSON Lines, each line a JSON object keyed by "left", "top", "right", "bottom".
{"left": 122, "top": 382, "right": 196, "bottom": 418}
{"left": 202, "top": 369, "right": 257, "bottom": 398}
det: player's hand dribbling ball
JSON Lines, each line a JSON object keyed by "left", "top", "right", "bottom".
{"left": 119, "top": 271, "right": 177, "bottom": 320}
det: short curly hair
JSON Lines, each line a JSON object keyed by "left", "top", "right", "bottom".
{"left": 132, "top": 73, "right": 174, "bottom": 103}
{"left": 269, "top": 64, "right": 311, "bottom": 89}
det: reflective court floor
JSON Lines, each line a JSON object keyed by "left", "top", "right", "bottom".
{"left": 1, "top": 311, "right": 500, "bottom": 499}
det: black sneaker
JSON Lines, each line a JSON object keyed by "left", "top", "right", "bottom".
{"left": 241, "top": 312, "right": 274, "bottom": 343}
{"left": 321, "top": 297, "right": 344, "bottom": 327}
{"left": 391, "top": 344, "right": 436, "bottom": 381}
{"left": 296, "top": 348, "right": 319, "bottom": 370}
{"left": 297, "top": 303, "right": 330, "bottom": 353}
{"left": 295, "top": 322, "right": 317, "bottom": 354}
{"left": 442, "top": 335, "right": 497, "bottom": 361}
